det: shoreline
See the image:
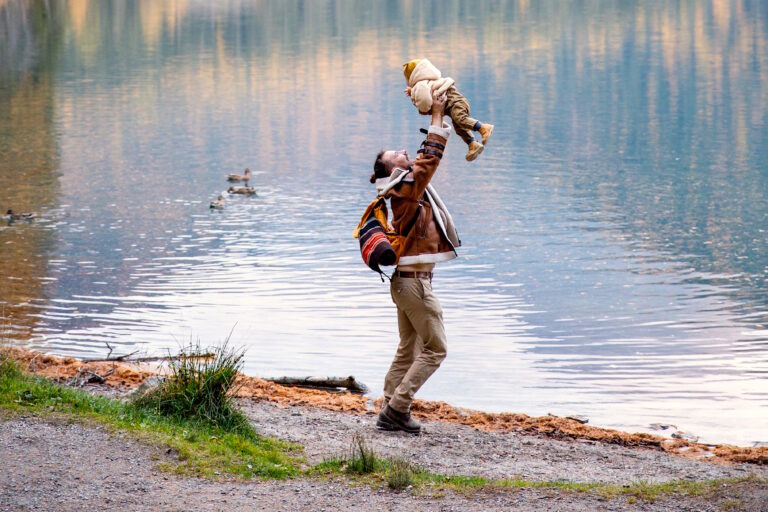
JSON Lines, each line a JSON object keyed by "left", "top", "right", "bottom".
{"left": 2, "top": 346, "right": 766, "bottom": 466}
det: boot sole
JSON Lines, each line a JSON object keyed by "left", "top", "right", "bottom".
{"left": 466, "top": 144, "right": 484, "bottom": 161}
{"left": 375, "top": 417, "right": 400, "bottom": 431}
{"left": 376, "top": 414, "right": 422, "bottom": 434}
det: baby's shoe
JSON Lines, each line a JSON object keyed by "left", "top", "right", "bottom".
{"left": 465, "top": 141, "right": 484, "bottom": 161}
{"left": 479, "top": 123, "right": 494, "bottom": 145}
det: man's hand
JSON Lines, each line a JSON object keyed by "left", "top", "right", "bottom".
{"left": 431, "top": 91, "right": 447, "bottom": 113}
{"left": 431, "top": 91, "right": 446, "bottom": 127}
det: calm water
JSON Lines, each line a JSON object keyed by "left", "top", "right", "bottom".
{"left": 1, "top": 0, "right": 767, "bottom": 445}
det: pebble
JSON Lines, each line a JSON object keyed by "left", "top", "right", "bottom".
{"left": 671, "top": 431, "right": 700, "bottom": 443}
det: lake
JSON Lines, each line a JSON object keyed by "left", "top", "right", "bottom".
{"left": 1, "top": 0, "right": 766, "bottom": 446}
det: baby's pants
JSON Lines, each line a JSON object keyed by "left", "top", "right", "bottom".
{"left": 445, "top": 88, "right": 479, "bottom": 146}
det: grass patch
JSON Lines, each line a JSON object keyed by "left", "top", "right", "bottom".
{"left": 720, "top": 498, "right": 744, "bottom": 511}
{"left": 0, "top": 356, "right": 301, "bottom": 479}
{"left": 346, "top": 432, "right": 380, "bottom": 473}
{"left": 615, "top": 477, "right": 760, "bottom": 503}
{"left": 133, "top": 340, "right": 251, "bottom": 435}
{"left": 387, "top": 457, "right": 415, "bottom": 490}
{"left": 308, "top": 433, "right": 763, "bottom": 503}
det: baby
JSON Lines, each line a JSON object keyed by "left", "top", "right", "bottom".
{"left": 404, "top": 58, "right": 493, "bottom": 161}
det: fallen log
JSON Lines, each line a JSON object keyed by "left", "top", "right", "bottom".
{"left": 264, "top": 376, "right": 369, "bottom": 394}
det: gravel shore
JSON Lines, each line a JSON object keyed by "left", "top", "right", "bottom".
{"left": 241, "top": 400, "right": 766, "bottom": 484}
{"left": 2, "top": 347, "right": 767, "bottom": 510}
{"left": 2, "top": 408, "right": 767, "bottom": 511}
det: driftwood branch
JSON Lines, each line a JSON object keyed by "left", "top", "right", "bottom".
{"left": 67, "top": 368, "right": 115, "bottom": 387}
{"left": 81, "top": 350, "right": 139, "bottom": 363}
{"left": 81, "top": 341, "right": 214, "bottom": 363}
{"left": 264, "top": 376, "right": 369, "bottom": 394}
{"left": 95, "top": 353, "right": 214, "bottom": 363}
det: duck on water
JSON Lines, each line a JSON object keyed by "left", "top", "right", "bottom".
{"left": 227, "top": 186, "right": 256, "bottom": 196}
{"left": 3, "top": 209, "right": 36, "bottom": 221}
{"left": 227, "top": 168, "right": 251, "bottom": 182}
{"left": 210, "top": 195, "right": 225, "bottom": 210}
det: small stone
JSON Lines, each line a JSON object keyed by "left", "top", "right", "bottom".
{"left": 565, "top": 415, "right": 589, "bottom": 424}
{"left": 127, "top": 375, "right": 165, "bottom": 399}
{"left": 671, "top": 431, "right": 699, "bottom": 443}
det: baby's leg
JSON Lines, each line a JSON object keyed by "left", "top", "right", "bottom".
{"left": 445, "top": 88, "right": 479, "bottom": 146}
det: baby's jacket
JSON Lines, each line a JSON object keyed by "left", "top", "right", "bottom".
{"left": 404, "top": 58, "right": 455, "bottom": 114}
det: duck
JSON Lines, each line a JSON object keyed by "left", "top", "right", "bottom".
{"left": 209, "top": 195, "right": 225, "bottom": 210}
{"left": 227, "top": 168, "right": 251, "bottom": 182}
{"left": 4, "top": 209, "right": 36, "bottom": 221}
{"left": 227, "top": 186, "right": 256, "bottom": 196}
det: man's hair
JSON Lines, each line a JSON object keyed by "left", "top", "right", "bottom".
{"left": 370, "top": 149, "right": 387, "bottom": 184}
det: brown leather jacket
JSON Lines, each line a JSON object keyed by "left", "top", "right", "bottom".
{"left": 384, "top": 123, "right": 458, "bottom": 265}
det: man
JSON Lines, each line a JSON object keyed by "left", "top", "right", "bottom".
{"left": 370, "top": 91, "right": 460, "bottom": 434}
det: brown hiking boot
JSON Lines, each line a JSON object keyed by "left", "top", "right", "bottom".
{"left": 376, "top": 404, "right": 421, "bottom": 434}
{"left": 465, "top": 141, "right": 484, "bottom": 161}
{"left": 478, "top": 123, "right": 494, "bottom": 145}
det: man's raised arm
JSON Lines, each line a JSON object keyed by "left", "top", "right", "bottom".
{"left": 409, "top": 91, "right": 451, "bottom": 198}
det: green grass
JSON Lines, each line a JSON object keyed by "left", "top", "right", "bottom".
{"left": 386, "top": 457, "right": 415, "bottom": 490}
{"left": 133, "top": 339, "right": 251, "bottom": 435}
{"left": 345, "top": 432, "right": 381, "bottom": 473}
{"left": 0, "top": 355, "right": 301, "bottom": 479}
{"left": 310, "top": 443, "right": 763, "bottom": 503}
{"left": 312, "top": 456, "right": 601, "bottom": 494}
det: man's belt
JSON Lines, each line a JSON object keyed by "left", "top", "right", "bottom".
{"left": 394, "top": 270, "right": 433, "bottom": 280}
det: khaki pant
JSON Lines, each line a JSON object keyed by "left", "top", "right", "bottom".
{"left": 445, "top": 88, "right": 479, "bottom": 146}
{"left": 384, "top": 275, "right": 447, "bottom": 413}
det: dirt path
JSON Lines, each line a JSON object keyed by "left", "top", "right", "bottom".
{"left": 2, "top": 416, "right": 767, "bottom": 512}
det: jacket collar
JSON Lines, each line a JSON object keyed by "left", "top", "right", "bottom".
{"left": 376, "top": 167, "right": 413, "bottom": 196}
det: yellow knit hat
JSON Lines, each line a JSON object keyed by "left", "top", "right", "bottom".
{"left": 403, "top": 59, "right": 421, "bottom": 81}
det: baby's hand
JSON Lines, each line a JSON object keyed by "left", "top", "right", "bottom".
{"left": 404, "top": 88, "right": 411, "bottom": 97}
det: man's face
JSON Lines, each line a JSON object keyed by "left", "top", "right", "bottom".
{"left": 381, "top": 149, "right": 410, "bottom": 172}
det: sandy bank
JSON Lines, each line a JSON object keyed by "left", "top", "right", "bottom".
{"left": 2, "top": 346, "right": 766, "bottom": 466}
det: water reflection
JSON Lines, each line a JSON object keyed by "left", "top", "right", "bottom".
{"left": 0, "top": 0, "right": 766, "bottom": 445}
{"left": 0, "top": 0, "right": 62, "bottom": 338}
